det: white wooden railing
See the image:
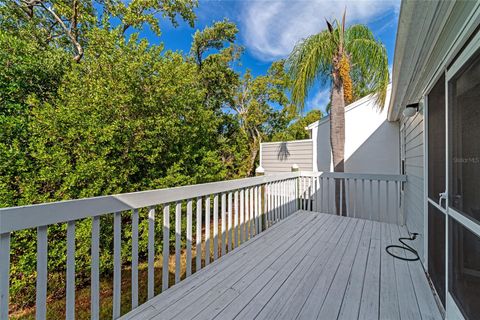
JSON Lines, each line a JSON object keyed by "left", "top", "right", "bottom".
{"left": 298, "top": 172, "right": 407, "bottom": 224}
{"left": 0, "top": 171, "right": 405, "bottom": 320}
{"left": 0, "top": 172, "right": 300, "bottom": 320}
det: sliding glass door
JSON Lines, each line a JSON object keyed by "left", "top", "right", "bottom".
{"left": 446, "top": 38, "right": 480, "bottom": 319}
{"left": 426, "top": 74, "right": 446, "bottom": 306}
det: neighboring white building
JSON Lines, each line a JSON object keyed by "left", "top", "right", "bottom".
{"left": 260, "top": 84, "right": 399, "bottom": 176}
{"left": 306, "top": 84, "right": 399, "bottom": 174}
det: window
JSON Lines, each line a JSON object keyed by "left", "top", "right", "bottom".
{"left": 428, "top": 74, "right": 446, "bottom": 204}
{"left": 449, "top": 49, "right": 480, "bottom": 223}
{"left": 449, "top": 218, "right": 480, "bottom": 319}
{"left": 428, "top": 204, "right": 445, "bottom": 305}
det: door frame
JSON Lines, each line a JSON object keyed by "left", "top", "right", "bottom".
{"left": 444, "top": 29, "right": 480, "bottom": 320}
{"left": 423, "top": 23, "right": 480, "bottom": 320}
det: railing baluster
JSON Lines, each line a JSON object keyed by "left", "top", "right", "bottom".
{"left": 186, "top": 199, "right": 193, "bottom": 277}
{"left": 386, "top": 181, "right": 390, "bottom": 223}
{"left": 377, "top": 181, "right": 381, "bottom": 222}
{"left": 268, "top": 183, "right": 272, "bottom": 225}
{"left": 345, "top": 179, "right": 350, "bottom": 217}
{"left": 340, "top": 179, "right": 343, "bottom": 216}
{"left": 132, "top": 209, "right": 139, "bottom": 308}
{"left": 91, "top": 216, "right": 100, "bottom": 320}
{"left": 175, "top": 203, "right": 181, "bottom": 284}
{"left": 369, "top": 180, "right": 373, "bottom": 221}
{"left": 263, "top": 184, "right": 268, "bottom": 228}
{"left": 361, "top": 179, "right": 365, "bottom": 219}
{"left": 213, "top": 194, "right": 219, "bottom": 261}
{"left": 148, "top": 207, "right": 156, "bottom": 296}
{"left": 205, "top": 196, "right": 211, "bottom": 266}
{"left": 227, "top": 192, "right": 233, "bottom": 251}
{"left": 221, "top": 193, "right": 226, "bottom": 256}
{"left": 245, "top": 188, "right": 250, "bottom": 241}
{"left": 113, "top": 212, "right": 121, "bottom": 319}
{"left": 279, "top": 181, "right": 283, "bottom": 218}
{"left": 395, "top": 181, "right": 400, "bottom": 225}
{"left": 36, "top": 226, "right": 48, "bottom": 320}
{"left": 326, "top": 177, "right": 330, "bottom": 214}
{"left": 249, "top": 188, "right": 254, "bottom": 236}
{"left": 258, "top": 185, "right": 263, "bottom": 232}
{"left": 278, "top": 181, "right": 281, "bottom": 219}
{"left": 196, "top": 197, "right": 202, "bottom": 271}
{"left": 300, "top": 177, "right": 304, "bottom": 210}
{"left": 162, "top": 205, "right": 170, "bottom": 291}
{"left": 284, "top": 181, "right": 288, "bottom": 216}
{"left": 320, "top": 177, "right": 324, "bottom": 212}
{"left": 234, "top": 190, "right": 239, "bottom": 248}
{"left": 240, "top": 189, "right": 244, "bottom": 243}
{"left": 254, "top": 186, "right": 259, "bottom": 234}
{"left": 353, "top": 179, "right": 357, "bottom": 218}
{"left": 66, "top": 220, "right": 76, "bottom": 320}
{"left": 0, "top": 232, "right": 10, "bottom": 320}
{"left": 271, "top": 183, "right": 275, "bottom": 221}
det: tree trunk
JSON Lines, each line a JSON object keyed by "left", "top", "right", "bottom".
{"left": 330, "top": 68, "right": 346, "bottom": 215}
{"left": 247, "top": 138, "right": 259, "bottom": 177}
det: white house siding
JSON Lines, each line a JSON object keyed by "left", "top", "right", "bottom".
{"left": 310, "top": 85, "right": 400, "bottom": 175}
{"left": 401, "top": 111, "right": 425, "bottom": 261}
{"left": 389, "top": 1, "right": 480, "bottom": 264}
{"left": 260, "top": 140, "right": 313, "bottom": 173}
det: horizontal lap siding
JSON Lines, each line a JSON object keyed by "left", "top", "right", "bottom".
{"left": 402, "top": 112, "right": 425, "bottom": 261}
{"left": 261, "top": 141, "right": 313, "bottom": 173}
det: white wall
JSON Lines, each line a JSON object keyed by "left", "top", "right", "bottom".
{"left": 401, "top": 111, "right": 425, "bottom": 261}
{"left": 310, "top": 86, "right": 400, "bottom": 175}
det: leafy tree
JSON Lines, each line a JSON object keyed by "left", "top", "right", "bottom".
{"left": 0, "top": 1, "right": 298, "bottom": 312}
{"left": 4, "top": 0, "right": 198, "bottom": 62}
{"left": 271, "top": 109, "right": 323, "bottom": 142}
{"left": 229, "top": 60, "right": 295, "bottom": 176}
{"left": 286, "top": 11, "right": 388, "bottom": 213}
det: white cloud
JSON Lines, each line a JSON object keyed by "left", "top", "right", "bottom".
{"left": 241, "top": 0, "right": 400, "bottom": 61}
{"left": 305, "top": 87, "right": 330, "bottom": 113}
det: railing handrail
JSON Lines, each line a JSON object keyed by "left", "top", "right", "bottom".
{"left": 0, "top": 172, "right": 300, "bottom": 233}
{"left": 300, "top": 171, "right": 407, "bottom": 182}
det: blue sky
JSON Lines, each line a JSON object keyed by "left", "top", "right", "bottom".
{"left": 143, "top": 0, "right": 400, "bottom": 114}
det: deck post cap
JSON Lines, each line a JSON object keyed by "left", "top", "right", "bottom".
{"left": 255, "top": 166, "right": 265, "bottom": 176}
{"left": 291, "top": 164, "right": 299, "bottom": 172}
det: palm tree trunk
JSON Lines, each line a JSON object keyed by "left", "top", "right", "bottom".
{"left": 330, "top": 68, "right": 346, "bottom": 215}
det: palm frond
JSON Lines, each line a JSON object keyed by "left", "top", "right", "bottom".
{"left": 286, "top": 31, "right": 336, "bottom": 110}
{"left": 346, "top": 34, "right": 389, "bottom": 109}
{"left": 345, "top": 24, "right": 375, "bottom": 43}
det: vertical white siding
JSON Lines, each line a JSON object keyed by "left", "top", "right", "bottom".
{"left": 261, "top": 140, "right": 313, "bottom": 173}
{"left": 401, "top": 111, "right": 425, "bottom": 261}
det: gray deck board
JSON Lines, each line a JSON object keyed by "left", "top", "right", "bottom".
{"left": 121, "top": 211, "right": 442, "bottom": 320}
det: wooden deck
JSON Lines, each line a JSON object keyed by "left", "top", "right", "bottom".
{"left": 122, "top": 210, "right": 442, "bottom": 320}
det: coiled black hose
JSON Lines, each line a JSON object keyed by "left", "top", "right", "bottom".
{"left": 385, "top": 233, "right": 420, "bottom": 261}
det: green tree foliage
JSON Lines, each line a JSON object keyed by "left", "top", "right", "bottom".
{"left": 0, "top": 1, "right": 306, "bottom": 310}
{"left": 271, "top": 109, "right": 323, "bottom": 142}
{"left": 228, "top": 60, "right": 296, "bottom": 176}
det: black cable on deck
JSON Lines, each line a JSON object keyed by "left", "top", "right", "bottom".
{"left": 385, "top": 233, "right": 420, "bottom": 261}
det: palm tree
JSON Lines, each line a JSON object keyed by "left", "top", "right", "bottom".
{"left": 286, "top": 12, "right": 389, "bottom": 215}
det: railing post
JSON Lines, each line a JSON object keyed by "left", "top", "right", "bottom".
{"left": 255, "top": 166, "right": 265, "bottom": 176}
{"left": 291, "top": 164, "right": 299, "bottom": 211}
